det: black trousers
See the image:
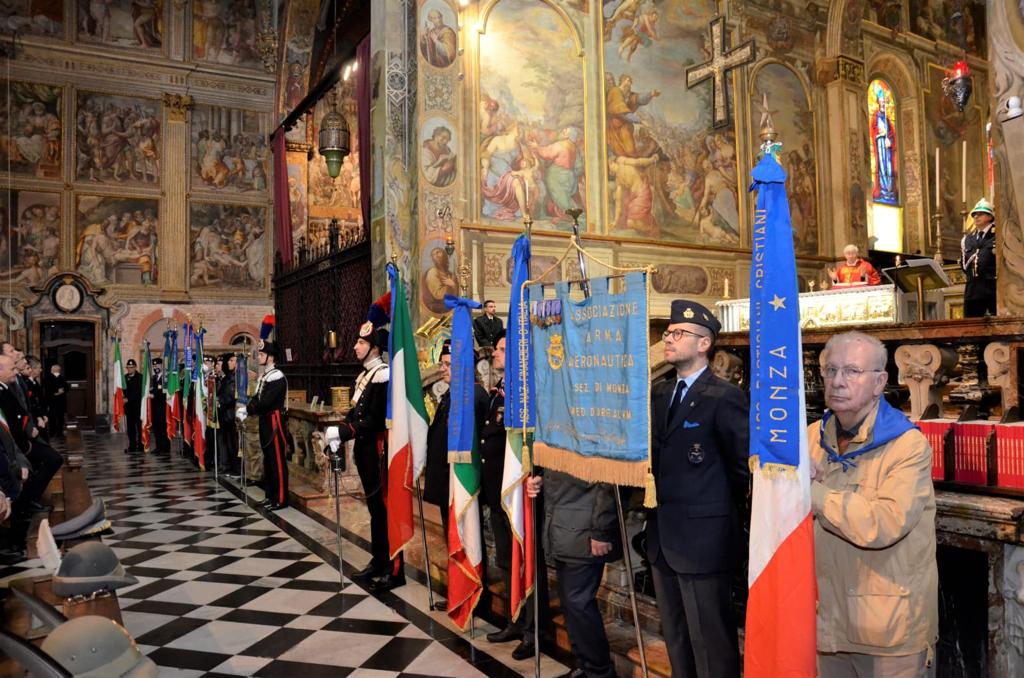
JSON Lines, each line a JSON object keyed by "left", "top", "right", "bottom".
{"left": 217, "top": 417, "right": 239, "bottom": 473}
{"left": 126, "top": 415, "right": 142, "bottom": 451}
{"left": 354, "top": 444, "right": 403, "bottom": 573}
{"left": 9, "top": 439, "right": 64, "bottom": 547}
{"left": 556, "top": 560, "right": 616, "bottom": 678}
{"left": 651, "top": 553, "right": 739, "bottom": 678}
{"left": 151, "top": 398, "right": 169, "bottom": 453}
{"left": 964, "top": 279, "right": 996, "bottom": 317}
{"left": 48, "top": 403, "right": 66, "bottom": 436}
{"left": 261, "top": 433, "right": 289, "bottom": 506}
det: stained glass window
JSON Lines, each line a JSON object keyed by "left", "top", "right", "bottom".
{"left": 868, "top": 79, "right": 899, "bottom": 206}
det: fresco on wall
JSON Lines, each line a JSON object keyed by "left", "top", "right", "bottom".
{"left": 867, "top": 79, "right": 899, "bottom": 207}
{"left": 603, "top": 0, "right": 740, "bottom": 246}
{"left": 0, "top": 189, "right": 61, "bottom": 284}
{"left": 478, "top": 0, "right": 586, "bottom": 231}
{"left": 75, "top": 195, "right": 159, "bottom": 285}
{"left": 286, "top": 152, "right": 308, "bottom": 247}
{"left": 419, "top": 0, "right": 458, "bottom": 69}
{"left": 309, "top": 81, "right": 361, "bottom": 220}
{"left": 76, "top": 0, "right": 163, "bottom": 49}
{"left": 908, "top": 0, "right": 987, "bottom": 55}
{"left": 420, "top": 116, "right": 457, "bottom": 188}
{"left": 0, "top": 2, "right": 62, "bottom": 36}
{"left": 192, "top": 0, "right": 261, "bottom": 69}
{"left": 280, "top": 1, "right": 316, "bottom": 146}
{"left": 420, "top": 239, "right": 457, "bottom": 314}
{"left": 75, "top": 91, "right": 161, "bottom": 184}
{"left": 0, "top": 81, "right": 62, "bottom": 178}
{"left": 189, "top": 203, "right": 267, "bottom": 289}
{"left": 190, "top": 104, "right": 269, "bottom": 192}
{"left": 751, "top": 64, "right": 818, "bottom": 255}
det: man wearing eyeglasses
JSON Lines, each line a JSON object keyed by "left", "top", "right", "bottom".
{"left": 647, "top": 300, "right": 749, "bottom": 678}
{"left": 809, "top": 331, "right": 937, "bottom": 677}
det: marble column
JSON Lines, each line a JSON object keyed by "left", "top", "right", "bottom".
{"left": 161, "top": 94, "right": 194, "bottom": 302}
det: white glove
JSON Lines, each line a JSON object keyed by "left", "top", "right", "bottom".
{"left": 235, "top": 406, "right": 248, "bottom": 422}
{"left": 325, "top": 426, "right": 341, "bottom": 453}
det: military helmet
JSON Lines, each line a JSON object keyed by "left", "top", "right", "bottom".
{"left": 970, "top": 197, "right": 995, "bottom": 217}
{"left": 41, "top": 616, "right": 158, "bottom": 677}
{"left": 52, "top": 541, "right": 138, "bottom": 598}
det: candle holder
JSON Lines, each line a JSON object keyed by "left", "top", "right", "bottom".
{"left": 808, "top": 280, "right": 816, "bottom": 293}
{"left": 931, "top": 212, "right": 944, "bottom": 263}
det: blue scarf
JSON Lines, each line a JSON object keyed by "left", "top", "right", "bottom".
{"left": 819, "top": 398, "right": 917, "bottom": 471}
{"left": 445, "top": 294, "right": 481, "bottom": 463}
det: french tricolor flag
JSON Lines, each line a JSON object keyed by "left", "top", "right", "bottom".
{"left": 744, "top": 151, "right": 816, "bottom": 677}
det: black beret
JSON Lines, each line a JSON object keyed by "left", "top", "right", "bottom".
{"left": 669, "top": 299, "right": 721, "bottom": 339}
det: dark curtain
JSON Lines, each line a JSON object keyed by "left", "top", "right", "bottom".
{"left": 272, "top": 133, "right": 293, "bottom": 267}
{"left": 357, "top": 35, "right": 371, "bottom": 231}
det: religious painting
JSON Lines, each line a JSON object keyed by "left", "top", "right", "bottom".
{"left": 420, "top": 238, "right": 457, "bottom": 315}
{"left": 76, "top": 0, "right": 163, "bottom": 49}
{"left": 280, "top": 0, "right": 315, "bottom": 114}
{"left": 651, "top": 264, "right": 708, "bottom": 295}
{"left": 190, "top": 104, "right": 269, "bottom": 193}
{"left": 603, "top": 0, "right": 740, "bottom": 246}
{"left": 752, "top": 64, "right": 819, "bottom": 255}
{"left": 0, "top": 189, "right": 61, "bottom": 285}
{"left": 478, "top": 0, "right": 587, "bottom": 231}
{"left": 75, "top": 195, "right": 159, "bottom": 285}
{"left": 0, "top": 80, "right": 62, "bottom": 178}
{"left": 419, "top": 0, "right": 458, "bottom": 69}
{"left": 192, "top": 0, "right": 262, "bottom": 69}
{"left": 309, "top": 80, "right": 361, "bottom": 220}
{"left": 420, "top": 116, "right": 457, "bottom": 188}
{"left": 286, "top": 151, "right": 308, "bottom": 247}
{"left": 867, "top": 79, "right": 899, "bottom": 207}
{"left": 908, "top": 0, "right": 987, "bottom": 55}
{"left": 0, "top": 1, "right": 63, "bottom": 36}
{"left": 75, "top": 91, "right": 161, "bottom": 185}
{"left": 189, "top": 202, "right": 267, "bottom": 289}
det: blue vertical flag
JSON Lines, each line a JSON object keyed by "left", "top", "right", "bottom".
{"left": 235, "top": 352, "right": 249, "bottom": 406}
{"left": 444, "top": 294, "right": 482, "bottom": 463}
{"left": 505, "top": 235, "right": 535, "bottom": 431}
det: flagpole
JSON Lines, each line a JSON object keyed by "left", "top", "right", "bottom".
{"left": 329, "top": 447, "right": 346, "bottom": 593}
{"left": 415, "top": 474, "right": 437, "bottom": 610}
{"left": 566, "top": 215, "right": 648, "bottom": 678}
{"left": 523, "top": 215, "right": 542, "bottom": 678}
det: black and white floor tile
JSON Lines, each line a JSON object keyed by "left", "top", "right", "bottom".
{"left": 3, "top": 433, "right": 568, "bottom": 678}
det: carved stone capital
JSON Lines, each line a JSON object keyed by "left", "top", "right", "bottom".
{"left": 162, "top": 94, "right": 194, "bottom": 122}
{"left": 895, "top": 344, "right": 958, "bottom": 419}
{"left": 984, "top": 341, "right": 1018, "bottom": 410}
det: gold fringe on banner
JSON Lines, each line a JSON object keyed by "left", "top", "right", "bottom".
{"left": 748, "top": 455, "right": 799, "bottom": 481}
{"left": 535, "top": 442, "right": 647, "bottom": 488}
{"left": 448, "top": 451, "right": 475, "bottom": 464}
{"left": 643, "top": 468, "right": 657, "bottom": 508}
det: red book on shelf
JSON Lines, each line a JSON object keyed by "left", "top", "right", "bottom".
{"left": 995, "top": 423, "right": 1024, "bottom": 490}
{"left": 917, "top": 419, "right": 954, "bottom": 481}
{"left": 953, "top": 421, "right": 994, "bottom": 485}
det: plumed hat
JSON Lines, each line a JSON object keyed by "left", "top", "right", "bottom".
{"left": 360, "top": 292, "right": 391, "bottom": 351}
{"left": 669, "top": 299, "right": 722, "bottom": 339}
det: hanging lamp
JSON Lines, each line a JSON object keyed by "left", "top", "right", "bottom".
{"left": 318, "top": 93, "right": 350, "bottom": 179}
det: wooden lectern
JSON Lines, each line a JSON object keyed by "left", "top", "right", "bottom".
{"left": 882, "top": 259, "right": 951, "bottom": 322}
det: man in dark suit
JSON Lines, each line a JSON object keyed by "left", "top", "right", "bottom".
{"left": 123, "top": 358, "right": 143, "bottom": 454}
{"left": 44, "top": 363, "right": 68, "bottom": 438}
{"left": 473, "top": 300, "right": 504, "bottom": 348}
{"left": 150, "top": 357, "right": 169, "bottom": 455}
{"left": 647, "top": 299, "right": 749, "bottom": 678}
{"left": 960, "top": 197, "right": 997, "bottom": 317}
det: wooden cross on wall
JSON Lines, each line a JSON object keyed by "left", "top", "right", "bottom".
{"left": 685, "top": 16, "right": 756, "bottom": 129}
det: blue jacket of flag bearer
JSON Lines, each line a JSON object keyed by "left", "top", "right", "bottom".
{"left": 646, "top": 368, "right": 750, "bottom": 575}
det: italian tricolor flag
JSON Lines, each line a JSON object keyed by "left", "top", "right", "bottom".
{"left": 386, "top": 268, "right": 428, "bottom": 559}
{"left": 192, "top": 329, "right": 207, "bottom": 469}
{"left": 501, "top": 429, "right": 535, "bottom": 621}
{"left": 448, "top": 451, "right": 483, "bottom": 630}
{"left": 112, "top": 337, "right": 125, "bottom": 432}
{"left": 140, "top": 341, "right": 152, "bottom": 451}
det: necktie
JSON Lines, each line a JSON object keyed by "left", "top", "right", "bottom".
{"left": 667, "top": 379, "right": 686, "bottom": 425}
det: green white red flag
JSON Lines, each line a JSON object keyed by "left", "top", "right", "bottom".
{"left": 112, "top": 337, "right": 125, "bottom": 432}
{"left": 141, "top": 340, "right": 153, "bottom": 451}
{"left": 386, "top": 265, "right": 429, "bottom": 559}
{"left": 192, "top": 328, "right": 207, "bottom": 469}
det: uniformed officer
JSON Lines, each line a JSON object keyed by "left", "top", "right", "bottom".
{"left": 150, "top": 357, "right": 169, "bottom": 455}
{"left": 482, "top": 330, "right": 546, "bottom": 659}
{"left": 123, "top": 359, "right": 143, "bottom": 454}
{"left": 335, "top": 319, "right": 406, "bottom": 592}
{"left": 960, "top": 197, "right": 997, "bottom": 317}
{"left": 241, "top": 341, "right": 289, "bottom": 511}
{"left": 648, "top": 300, "right": 749, "bottom": 678}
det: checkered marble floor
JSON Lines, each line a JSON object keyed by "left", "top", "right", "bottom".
{"left": 3, "top": 433, "right": 568, "bottom": 678}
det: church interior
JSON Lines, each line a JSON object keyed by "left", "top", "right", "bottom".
{"left": 3, "top": 0, "right": 1024, "bottom": 675}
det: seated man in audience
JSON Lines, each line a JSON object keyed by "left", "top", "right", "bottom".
{"left": 809, "top": 331, "right": 937, "bottom": 677}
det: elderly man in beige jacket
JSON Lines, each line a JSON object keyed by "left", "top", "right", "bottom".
{"left": 808, "top": 331, "right": 938, "bottom": 678}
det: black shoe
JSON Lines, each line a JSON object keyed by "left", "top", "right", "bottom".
{"left": 28, "top": 500, "right": 52, "bottom": 513}
{"left": 257, "top": 499, "right": 273, "bottom": 508}
{"left": 555, "top": 670, "right": 585, "bottom": 678}
{"left": 267, "top": 502, "right": 289, "bottom": 511}
{"left": 351, "top": 563, "right": 387, "bottom": 581}
{"left": 511, "top": 637, "right": 536, "bottom": 661}
{"left": 369, "top": 573, "right": 406, "bottom": 592}
{"left": 486, "top": 626, "right": 522, "bottom": 643}
{"left": 432, "top": 600, "right": 448, "bottom": 612}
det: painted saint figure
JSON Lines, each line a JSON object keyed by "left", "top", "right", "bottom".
{"left": 419, "top": 9, "right": 457, "bottom": 68}
{"left": 870, "top": 82, "right": 897, "bottom": 204}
